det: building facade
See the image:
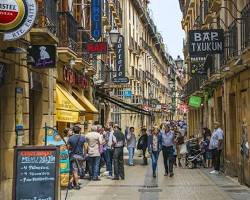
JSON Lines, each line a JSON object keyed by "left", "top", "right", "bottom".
{"left": 179, "top": 0, "right": 250, "bottom": 186}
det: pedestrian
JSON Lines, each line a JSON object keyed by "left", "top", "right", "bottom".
{"left": 67, "top": 125, "right": 86, "bottom": 190}
{"left": 161, "top": 125, "right": 175, "bottom": 177}
{"left": 137, "top": 126, "right": 148, "bottom": 165}
{"left": 175, "top": 126, "right": 185, "bottom": 167}
{"left": 63, "top": 127, "right": 73, "bottom": 143}
{"left": 200, "top": 128, "right": 212, "bottom": 168}
{"left": 126, "top": 127, "right": 137, "bottom": 166}
{"left": 85, "top": 125, "right": 103, "bottom": 181}
{"left": 148, "top": 126, "right": 162, "bottom": 178}
{"left": 103, "top": 126, "right": 116, "bottom": 178}
{"left": 209, "top": 122, "right": 224, "bottom": 174}
{"left": 113, "top": 124, "right": 125, "bottom": 180}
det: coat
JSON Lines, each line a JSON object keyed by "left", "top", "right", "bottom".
{"left": 147, "top": 133, "right": 162, "bottom": 153}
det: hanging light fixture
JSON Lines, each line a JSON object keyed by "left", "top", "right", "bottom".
{"left": 109, "top": 28, "right": 120, "bottom": 45}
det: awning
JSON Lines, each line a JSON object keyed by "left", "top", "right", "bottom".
{"left": 96, "top": 90, "right": 151, "bottom": 116}
{"left": 72, "top": 89, "right": 98, "bottom": 120}
{"left": 56, "top": 84, "right": 86, "bottom": 123}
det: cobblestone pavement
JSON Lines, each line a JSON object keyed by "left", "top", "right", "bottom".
{"left": 61, "top": 153, "right": 250, "bottom": 200}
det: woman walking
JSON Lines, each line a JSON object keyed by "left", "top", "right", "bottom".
{"left": 148, "top": 126, "right": 162, "bottom": 178}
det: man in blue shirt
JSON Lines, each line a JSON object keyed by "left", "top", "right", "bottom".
{"left": 67, "top": 126, "right": 86, "bottom": 189}
{"left": 161, "top": 125, "right": 175, "bottom": 177}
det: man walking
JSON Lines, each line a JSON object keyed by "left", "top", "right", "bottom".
{"left": 161, "top": 125, "right": 175, "bottom": 177}
{"left": 126, "top": 127, "right": 137, "bottom": 166}
{"left": 137, "top": 127, "right": 148, "bottom": 165}
{"left": 85, "top": 125, "right": 103, "bottom": 181}
{"left": 209, "top": 122, "right": 224, "bottom": 175}
{"left": 67, "top": 125, "right": 85, "bottom": 189}
{"left": 113, "top": 124, "right": 125, "bottom": 180}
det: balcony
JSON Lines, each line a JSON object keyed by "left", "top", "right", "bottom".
{"left": 57, "top": 12, "right": 80, "bottom": 63}
{"left": 109, "top": 0, "right": 122, "bottom": 27}
{"left": 30, "top": 0, "right": 58, "bottom": 44}
{"left": 183, "top": 75, "right": 207, "bottom": 97}
{"left": 102, "top": 0, "right": 110, "bottom": 26}
{"left": 241, "top": 3, "right": 250, "bottom": 51}
{"left": 228, "top": 20, "right": 238, "bottom": 58}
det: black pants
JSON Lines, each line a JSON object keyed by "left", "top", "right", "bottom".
{"left": 212, "top": 149, "right": 222, "bottom": 171}
{"left": 162, "top": 146, "right": 174, "bottom": 174}
{"left": 113, "top": 147, "right": 125, "bottom": 179}
{"left": 142, "top": 148, "right": 147, "bottom": 165}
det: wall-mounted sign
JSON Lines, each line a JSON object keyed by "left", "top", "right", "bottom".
{"left": 15, "top": 87, "right": 23, "bottom": 131}
{"left": 63, "top": 66, "right": 88, "bottom": 89}
{"left": 28, "top": 45, "right": 56, "bottom": 68}
{"left": 86, "top": 42, "right": 108, "bottom": 54}
{"left": 112, "top": 35, "right": 129, "bottom": 84}
{"left": 1, "top": 0, "right": 37, "bottom": 41}
{"left": 161, "top": 104, "right": 168, "bottom": 112}
{"left": 189, "top": 96, "right": 202, "bottom": 108}
{"left": 0, "top": 62, "right": 6, "bottom": 87}
{"left": 13, "top": 146, "right": 59, "bottom": 200}
{"left": 189, "top": 29, "right": 224, "bottom": 56}
{"left": 123, "top": 90, "right": 132, "bottom": 98}
{"left": 91, "top": 0, "right": 102, "bottom": 41}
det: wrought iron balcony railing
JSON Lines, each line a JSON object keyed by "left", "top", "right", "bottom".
{"left": 183, "top": 75, "right": 207, "bottom": 97}
{"left": 58, "top": 12, "right": 79, "bottom": 53}
{"left": 34, "top": 0, "right": 58, "bottom": 35}
{"left": 228, "top": 20, "right": 238, "bottom": 58}
{"left": 241, "top": 3, "right": 250, "bottom": 50}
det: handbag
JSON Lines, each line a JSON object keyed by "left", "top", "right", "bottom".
{"left": 69, "top": 135, "right": 82, "bottom": 162}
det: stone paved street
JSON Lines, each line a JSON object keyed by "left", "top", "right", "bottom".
{"left": 61, "top": 153, "right": 250, "bottom": 200}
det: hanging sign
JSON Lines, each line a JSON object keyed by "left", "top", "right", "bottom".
{"left": 190, "top": 56, "right": 207, "bottom": 75}
{"left": 28, "top": 45, "right": 57, "bottom": 68}
{"left": 91, "top": 0, "right": 102, "bottom": 41}
{"left": 123, "top": 90, "right": 132, "bottom": 98}
{"left": 189, "top": 96, "right": 202, "bottom": 108}
{"left": 189, "top": 29, "right": 224, "bottom": 56}
{"left": 15, "top": 87, "right": 23, "bottom": 131}
{"left": 86, "top": 42, "right": 108, "bottom": 54}
{"left": 13, "top": 146, "right": 59, "bottom": 200}
{"left": 112, "top": 35, "right": 129, "bottom": 84}
{"left": 1, "top": 0, "right": 37, "bottom": 41}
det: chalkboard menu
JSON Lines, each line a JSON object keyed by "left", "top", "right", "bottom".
{"left": 13, "top": 146, "right": 59, "bottom": 200}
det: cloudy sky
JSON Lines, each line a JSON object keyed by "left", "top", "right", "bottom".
{"left": 149, "top": 0, "right": 185, "bottom": 59}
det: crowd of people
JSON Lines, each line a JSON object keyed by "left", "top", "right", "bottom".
{"left": 64, "top": 120, "right": 224, "bottom": 190}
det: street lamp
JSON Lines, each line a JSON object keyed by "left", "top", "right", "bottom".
{"left": 109, "top": 29, "right": 120, "bottom": 46}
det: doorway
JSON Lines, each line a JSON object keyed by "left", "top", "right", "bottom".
{"left": 229, "top": 93, "right": 237, "bottom": 176}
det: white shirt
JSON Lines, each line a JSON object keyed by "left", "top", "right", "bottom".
{"left": 209, "top": 128, "right": 224, "bottom": 150}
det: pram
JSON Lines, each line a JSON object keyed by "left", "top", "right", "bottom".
{"left": 185, "top": 138, "right": 204, "bottom": 169}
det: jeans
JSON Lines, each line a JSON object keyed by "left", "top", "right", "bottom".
{"left": 88, "top": 156, "right": 100, "bottom": 179}
{"left": 151, "top": 151, "right": 160, "bottom": 173}
{"left": 104, "top": 149, "right": 113, "bottom": 176}
{"left": 162, "top": 146, "right": 174, "bottom": 174}
{"left": 114, "top": 147, "right": 125, "bottom": 179}
{"left": 128, "top": 147, "right": 135, "bottom": 165}
{"left": 211, "top": 149, "right": 222, "bottom": 171}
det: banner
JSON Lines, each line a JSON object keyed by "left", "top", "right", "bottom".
{"left": 91, "top": 0, "right": 102, "bottom": 41}
{"left": 189, "top": 96, "right": 202, "bottom": 108}
{"left": 113, "top": 35, "right": 129, "bottom": 83}
{"left": 189, "top": 29, "right": 224, "bottom": 56}
{"left": 86, "top": 42, "right": 108, "bottom": 54}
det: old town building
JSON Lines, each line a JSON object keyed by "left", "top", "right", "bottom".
{"left": 179, "top": 0, "right": 250, "bottom": 186}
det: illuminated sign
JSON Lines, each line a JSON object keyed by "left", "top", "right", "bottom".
{"left": 0, "top": 0, "right": 37, "bottom": 41}
{"left": 91, "top": 0, "right": 102, "bottom": 41}
{"left": 86, "top": 42, "right": 108, "bottom": 54}
{"left": 189, "top": 29, "right": 224, "bottom": 56}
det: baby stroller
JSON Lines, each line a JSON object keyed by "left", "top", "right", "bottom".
{"left": 185, "top": 139, "right": 204, "bottom": 169}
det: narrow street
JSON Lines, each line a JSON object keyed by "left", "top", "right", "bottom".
{"left": 61, "top": 152, "right": 250, "bottom": 200}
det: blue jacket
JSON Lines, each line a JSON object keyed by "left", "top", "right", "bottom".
{"left": 147, "top": 134, "right": 162, "bottom": 153}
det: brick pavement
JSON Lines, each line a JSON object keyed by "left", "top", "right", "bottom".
{"left": 61, "top": 153, "right": 250, "bottom": 200}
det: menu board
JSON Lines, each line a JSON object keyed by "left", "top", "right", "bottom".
{"left": 13, "top": 146, "right": 59, "bottom": 200}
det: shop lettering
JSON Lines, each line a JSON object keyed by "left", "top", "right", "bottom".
{"left": 0, "top": 4, "right": 17, "bottom": 10}
{"left": 63, "top": 67, "right": 88, "bottom": 89}
{"left": 189, "top": 29, "right": 224, "bottom": 56}
{"left": 116, "top": 36, "right": 125, "bottom": 77}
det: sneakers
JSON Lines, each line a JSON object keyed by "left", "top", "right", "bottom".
{"left": 169, "top": 173, "right": 174, "bottom": 177}
{"left": 210, "top": 170, "right": 219, "bottom": 175}
{"left": 153, "top": 172, "right": 156, "bottom": 178}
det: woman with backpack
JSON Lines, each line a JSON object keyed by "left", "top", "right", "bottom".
{"left": 137, "top": 127, "right": 148, "bottom": 165}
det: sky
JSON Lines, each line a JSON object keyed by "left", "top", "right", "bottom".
{"left": 149, "top": 0, "right": 185, "bottom": 59}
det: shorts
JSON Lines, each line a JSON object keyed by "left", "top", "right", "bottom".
{"left": 70, "top": 154, "right": 84, "bottom": 173}
{"left": 206, "top": 151, "right": 212, "bottom": 160}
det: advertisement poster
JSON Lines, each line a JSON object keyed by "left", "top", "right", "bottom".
{"left": 15, "top": 87, "right": 23, "bottom": 131}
